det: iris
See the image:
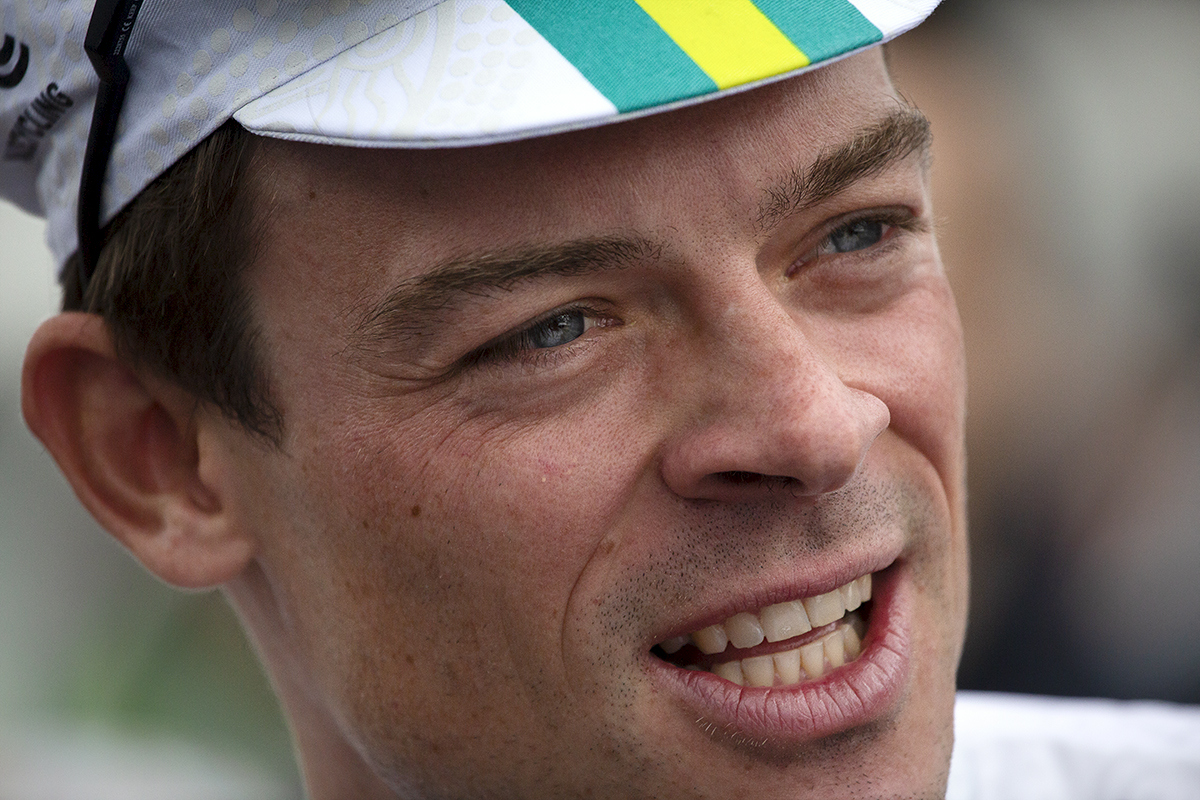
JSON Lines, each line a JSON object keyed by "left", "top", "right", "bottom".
{"left": 828, "top": 219, "right": 884, "bottom": 253}
{"left": 527, "top": 311, "right": 587, "bottom": 349}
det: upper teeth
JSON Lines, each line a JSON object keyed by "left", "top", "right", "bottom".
{"left": 659, "top": 574, "right": 872, "bottom": 655}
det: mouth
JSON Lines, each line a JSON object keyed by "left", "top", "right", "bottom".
{"left": 652, "top": 574, "right": 873, "bottom": 687}
{"left": 645, "top": 564, "right": 911, "bottom": 743}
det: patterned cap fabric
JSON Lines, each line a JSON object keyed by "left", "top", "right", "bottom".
{"left": 0, "top": 0, "right": 939, "bottom": 269}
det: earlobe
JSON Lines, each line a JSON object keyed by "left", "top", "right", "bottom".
{"left": 21, "top": 312, "right": 255, "bottom": 589}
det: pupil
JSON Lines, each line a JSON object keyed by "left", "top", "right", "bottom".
{"left": 531, "top": 312, "right": 585, "bottom": 349}
{"left": 830, "top": 220, "right": 883, "bottom": 253}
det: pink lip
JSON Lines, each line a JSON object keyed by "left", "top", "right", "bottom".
{"left": 646, "top": 564, "right": 911, "bottom": 742}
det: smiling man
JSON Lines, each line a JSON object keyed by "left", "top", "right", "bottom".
{"left": 3, "top": 0, "right": 969, "bottom": 796}
{"left": 217, "top": 65, "right": 966, "bottom": 796}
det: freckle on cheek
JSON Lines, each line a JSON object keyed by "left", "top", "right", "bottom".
{"left": 411, "top": 505, "right": 421, "bottom": 517}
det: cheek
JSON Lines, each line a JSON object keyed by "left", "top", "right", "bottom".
{"left": 291, "top": 391, "right": 666, "bottom": 780}
{"left": 817, "top": 270, "right": 968, "bottom": 575}
{"left": 869, "top": 276, "right": 970, "bottom": 619}
{"left": 839, "top": 275, "right": 966, "bottom": 484}
{"left": 282, "top": 382, "right": 654, "bottom": 677}
{"left": 408, "top": 396, "right": 653, "bottom": 629}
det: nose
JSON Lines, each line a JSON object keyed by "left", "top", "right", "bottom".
{"left": 658, "top": 298, "right": 890, "bottom": 504}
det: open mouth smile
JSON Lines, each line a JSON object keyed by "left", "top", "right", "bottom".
{"left": 644, "top": 560, "right": 911, "bottom": 742}
{"left": 652, "top": 575, "right": 872, "bottom": 687}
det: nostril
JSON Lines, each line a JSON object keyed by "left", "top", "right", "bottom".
{"left": 716, "top": 471, "right": 800, "bottom": 492}
{"left": 719, "top": 471, "right": 762, "bottom": 484}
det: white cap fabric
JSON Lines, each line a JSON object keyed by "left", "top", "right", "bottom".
{"left": 0, "top": 0, "right": 939, "bottom": 269}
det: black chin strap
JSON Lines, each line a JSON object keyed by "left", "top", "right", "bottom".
{"left": 77, "top": 0, "right": 144, "bottom": 290}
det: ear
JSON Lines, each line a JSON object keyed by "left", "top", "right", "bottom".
{"left": 22, "top": 312, "right": 255, "bottom": 588}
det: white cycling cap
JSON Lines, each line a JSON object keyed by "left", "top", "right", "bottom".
{"left": 0, "top": 0, "right": 939, "bottom": 269}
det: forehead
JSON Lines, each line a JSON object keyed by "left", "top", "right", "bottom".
{"left": 251, "top": 50, "right": 897, "bottom": 279}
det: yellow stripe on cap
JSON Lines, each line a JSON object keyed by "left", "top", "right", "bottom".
{"left": 635, "top": 0, "right": 810, "bottom": 90}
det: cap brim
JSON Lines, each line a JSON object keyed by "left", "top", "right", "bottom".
{"left": 0, "top": 0, "right": 939, "bottom": 269}
{"left": 234, "top": 0, "right": 938, "bottom": 150}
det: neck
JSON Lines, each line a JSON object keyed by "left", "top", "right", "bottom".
{"left": 223, "top": 569, "right": 397, "bottom": 799}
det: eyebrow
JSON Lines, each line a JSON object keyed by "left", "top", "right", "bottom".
{"left": 756, "top": 106, "right": 932, "bottom": 232}
{"left": 350, "top": 235, "right": 659, "bottom": 350}
{"left": 350, "top": 107, "right": 931, "bottom": 352}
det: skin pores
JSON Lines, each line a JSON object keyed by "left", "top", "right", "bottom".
{"left": 216, "top": 50, "right": 968, "bottom": 799}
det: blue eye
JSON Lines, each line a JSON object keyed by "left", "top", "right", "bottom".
{"left": 467, "top": 307, "right": 601, "bottom": 367}
{"left": 788, "top": 210, "right": 919, "bottom": 278}
{"left": 525, "top": 310, "right": 587, "bottom": 349}
{"left": 827, "top": 219, "right": 885, "bottom": 253}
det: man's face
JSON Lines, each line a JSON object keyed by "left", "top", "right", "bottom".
{"left": 223, "top": 50, "right": 967, "bottom": 798}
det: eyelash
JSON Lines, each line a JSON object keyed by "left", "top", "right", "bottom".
{"left": 787, "top": 207, "right": 926, "bottom": 278}
{"left": 464, "top": 304, "right": 613, "bottom": 368}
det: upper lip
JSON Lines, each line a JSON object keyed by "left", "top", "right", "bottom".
{"left": 648, "top": 547, "right": 900, "bottom": 648}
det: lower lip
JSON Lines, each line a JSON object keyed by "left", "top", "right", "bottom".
{"left": 647, "top": 565, "right": 911, "bottom": 743}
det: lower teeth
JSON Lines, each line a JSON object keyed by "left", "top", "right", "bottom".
{"left": 700, "top": 612, "right": 865, "bottom": 687}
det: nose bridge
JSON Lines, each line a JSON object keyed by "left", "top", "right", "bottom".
{"left": 659, "top": 283, "right": 890, "bottom": 501}
{"left": 717, "top": 291, "right": 819, "bottom": 401}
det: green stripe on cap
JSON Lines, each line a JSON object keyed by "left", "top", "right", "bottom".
{"left": 507, "top": 0, "right": 717, "bottom": 113}
{"left": 753, "top": 0, "right": 882, "bottom": 63}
